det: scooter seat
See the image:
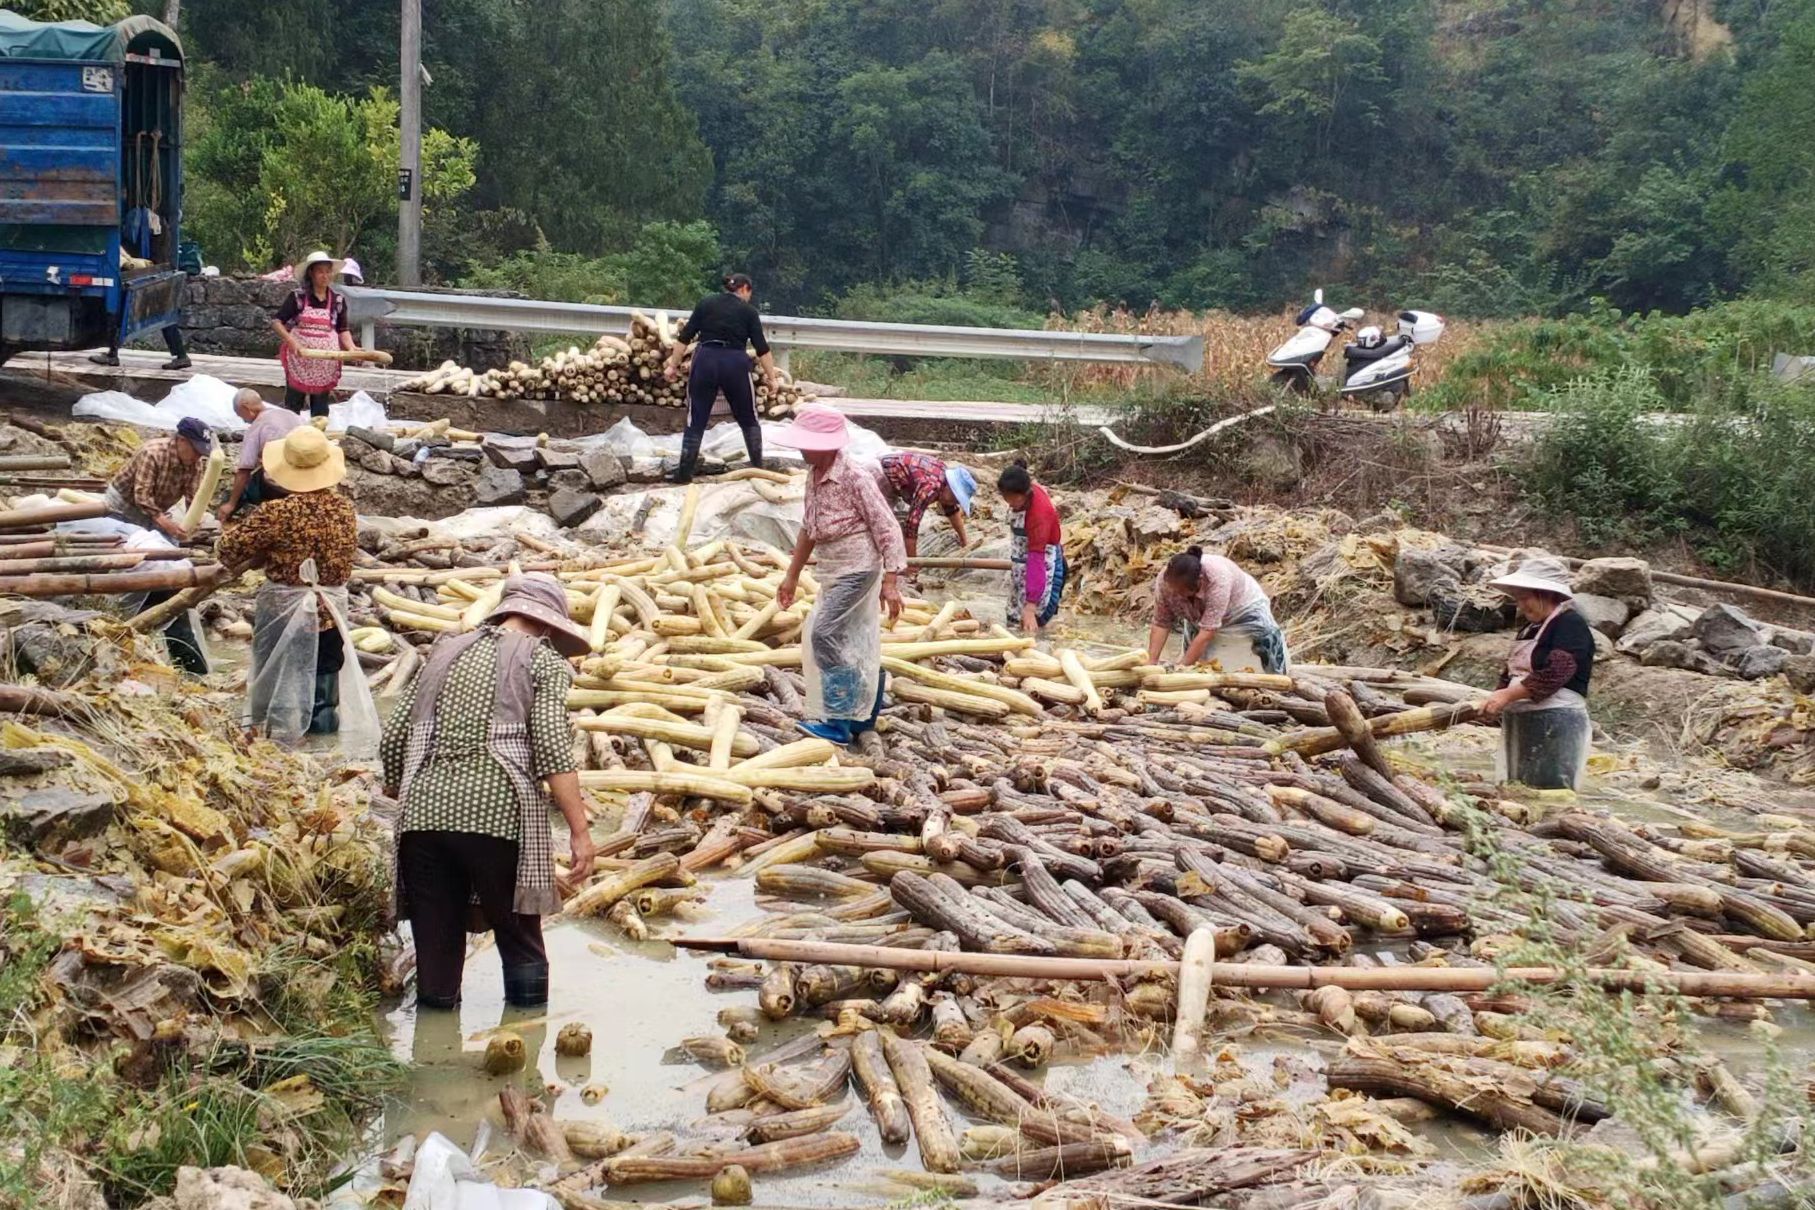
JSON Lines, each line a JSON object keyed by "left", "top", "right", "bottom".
{"left": 1343, "top": 334, "right": 1410, "bottom": 364}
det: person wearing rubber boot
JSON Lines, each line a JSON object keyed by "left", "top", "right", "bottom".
{"left": 774, "top": 406, "right": 906, "bottom": 745}
{"left": 380, "top": 575, "right": 600, "bottom": 1009}
{"left": 218, "top": 426, "right": 365, "bottom": 740}
{"left": 1479, "top": 556, "right": 1596, "bottom": 791}
{"left": 662, "top": 272, "right": 777, "bottom": 482}
{"left": 89, "top": 324, "right": 191, "bottom": 371}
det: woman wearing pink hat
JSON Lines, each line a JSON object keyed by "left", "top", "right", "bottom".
{"left": 774, "top": 405, "right": 906, "bottom": 744}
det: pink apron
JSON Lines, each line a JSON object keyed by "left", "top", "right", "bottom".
{"left": 281, "top": 291, "right": 343, "bottom": 394}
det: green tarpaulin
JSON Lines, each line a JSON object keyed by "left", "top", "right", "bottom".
{"left": 0, "top": 11, "right": 181, "bottom": 64}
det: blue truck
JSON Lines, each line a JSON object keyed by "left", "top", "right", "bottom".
{"left": 0, "top": 10, "right": 185, "bottom": 367}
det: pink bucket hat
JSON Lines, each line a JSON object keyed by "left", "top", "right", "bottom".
{"left": 772, "top": 404, "right": 850, "bottom": 452}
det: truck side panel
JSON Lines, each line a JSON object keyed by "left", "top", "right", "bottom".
{"left": 0, "top": 61, "right": 116, "bottom": 228}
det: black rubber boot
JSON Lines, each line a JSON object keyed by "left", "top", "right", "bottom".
{"left": 416, "top": 990, "right": 460, "bottom": 1010}
{"left": 668, "top": 433, "right": 702, "bottom": 485}
{"left": 163, "top": 355, "right": 192, "bottom": 370}
{"left": 308, "top": 669, "right": 340, "bottom": 734}
{"left": 502, "top": 962, "right": 550, "bottom": 1008}
{"left": 740, "top": 424, "right": 764, "bottom": 471}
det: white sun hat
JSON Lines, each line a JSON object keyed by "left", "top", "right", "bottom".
{"left": 1489, "top": 556, "right": 1574, "bottom": 599}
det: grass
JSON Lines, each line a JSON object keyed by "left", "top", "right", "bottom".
{"left": 0, "top": 892, "right": 404, "bottom": 1208}
{"left": 792, "top": 350, "right": 1131, "bottom": 404}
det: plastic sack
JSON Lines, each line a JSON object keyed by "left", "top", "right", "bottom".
{"left": 403, "top": 1131, "right": 559, "bottom": 1210}
{"left": 156, "top": 374, "right": 247, "bottom": 431}
{"left": 803, "top": 570, "right": 882, "bottom": 722}
{"left": 326, "top": 390, "right": 388, "bottom": 433}
{"left": 72, "top": 390, "right": 171, "bottom": 429}
{"left": 247, "top": 573, "right": 379, "bottom": 757}
{"left": 1497, "top": 695, "right": 1590, "bottom": 790}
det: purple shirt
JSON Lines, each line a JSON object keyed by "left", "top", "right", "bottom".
{"left": 239, "top": 405, "right": 304, "bottom": 471}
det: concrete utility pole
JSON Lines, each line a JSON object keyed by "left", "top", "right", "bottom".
{"left": 398, "top": 0, "right": 423, "bottom": 286}
{"left": 162, "top": 1, "right": 180, "bottom": 25}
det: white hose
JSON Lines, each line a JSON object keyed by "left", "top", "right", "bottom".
{"left": 1097, "top": 405, "right": 1276, "bottom": 455}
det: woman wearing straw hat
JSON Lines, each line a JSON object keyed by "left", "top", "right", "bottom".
{"left": 1480, "top": 556, "right": 1596, "bottom": 790}
{"left": 270, "top": 251, "right": 357, "bottom": 417}
{"left": 219, "top": 426, "right": 370, "bottom": 743}
{"left": 774, "top": 405, "right": 907, "bottom": 745}
{"left": 379, "top": 574, "right": 599, "bottom": 1009}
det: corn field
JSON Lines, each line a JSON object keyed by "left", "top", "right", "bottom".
{"left": 1053, "top": 305, "right": 1495, "bottom": 394}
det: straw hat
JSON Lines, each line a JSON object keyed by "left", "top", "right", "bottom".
{"left": 772, "top": 404, "right": 850, "bottom": 452}
{"left": 487, "top": 573, "right": 591, "bottom": 658}
{"left": 263, "top": 426, "right": 347, "bottom": 493}
{"left": 1489, "top": 556, "right": 1574, "bottom": 599}
{"left": 296, "top": 251, "right": 344, "bottom": 283}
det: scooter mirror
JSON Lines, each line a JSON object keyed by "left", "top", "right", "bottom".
{"left": 1341, "top": 307, "right": 1365, "bottom": 321}
{"left": 1314, "top": 288, "right": 1324, "bottom": 305}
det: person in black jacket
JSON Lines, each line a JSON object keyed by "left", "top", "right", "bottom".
{"left": 1480, "top": 556, "right": 1595, "bottom": 789}
{"left": 662, "top": 273, "right": 778, "bottom": 483}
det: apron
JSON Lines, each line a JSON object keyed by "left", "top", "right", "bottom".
{"left": 1007, "top": 508, "right": 1066, "bottom": 629}
{"left": 1498, "top": 602, "right": 1590, "bottom": 790}
{"left": 245, "top": 561, "right": 378, "bottom": 755}
{"left": 1177, "top": 597, "right": 1290, "bottom": 674}
{"left": 281, "top": 290, "right": 343, "bottom": 395}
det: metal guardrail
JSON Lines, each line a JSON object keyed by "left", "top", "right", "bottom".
{"left": 341, "top": 287, "right": 1203, "bottom": 371}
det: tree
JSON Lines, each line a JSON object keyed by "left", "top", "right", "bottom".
{"left": 10, "top": 0, "right": 130, "bottom": 20}
{"left": 1235, "top": 8, "right": 1389, "bottom": 161}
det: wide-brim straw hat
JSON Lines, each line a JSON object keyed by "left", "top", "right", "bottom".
{"left": 1489, "top": 556, "right": 1574, "bottom": 599}
{"left": 488, "top": 573, "right": 591, "bottom": 658}
{"left": 772, "top": 404, "right": 850, "bottom": 452}
{"left": 262, "top": 426, "right": 346, "bottom": 493}
{"left": 296, "top": 251, "right": 345, "bottom": 283}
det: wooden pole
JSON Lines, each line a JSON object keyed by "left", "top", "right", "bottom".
{"left": 0, "top": 501, "right": 106, "bottom": 531}
{"left": 907, "top": 556, "right": 1012, "bottom": 571}
{"left": 0, "top": 552, "right": 150, "bottom": 576}
{"left": 0, "top": 454, "right": 72, "bottom": 471}
{"left": 125, "top": 564, "right": 239, "bottom": 631}
{"left": 0, "top": 685, "right": 85, "bottom": 718}
{"left": 0, "top": 565, "right": 228, "bottom": 597}
{"left": 670, "top": 937, "right": 1815, "bottom": 1000}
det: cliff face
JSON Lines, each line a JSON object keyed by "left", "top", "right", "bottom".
{"left": 1660, "top": 0, "right": 1734, "bottom": 62}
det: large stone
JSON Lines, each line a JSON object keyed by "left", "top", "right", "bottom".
{"left": 1570, "top": 592, "right": 1630, "bottom": 638}
{"left": 1616, "top": 605, "right": 1696, "bottom": 654}
{"left": 344, "top": 425, "right": 394, "bottom": 453}
{"left": 6, "top": 621, "right": 93, "bottom": 687}
{"left": 1432, "top": 587, "right": 1515, "bottom": 633}
{"left": 343, "top": 463, "right": 466, "bottom": 520}
{"left": 1768, "top": 626, "right": 1815, "bottom": 656}
{"left": 355, "top": 445, "right": 401, "bottom": 476}
{"left": 483, "top": 436, "right": 541, "bottom": 472}
{"left": 1733, "top": 645, "right": 1790, "bottom": 681}
{"left": 1393, "top": 544, "right": 1468, "bottom": 607}
{"left": 579, "top": 447, "right": 628, "bottom": 491}
{"left": 1785, "top": 654, "right": 1815, "bottom": 695}
{"left": 1242, "top": 433, "right": 1303, "bottom": 491}
{"left": 0, "top": 748, "right": 72, "bottom": 777}
{"left": 548, "top": 487, "right": 603, "bottom": 529}
{"left": 2, "top": 788, "right": 114, "bottom": 849}
{"left": 474, "top": 466, "right": 527, "bottom": 507}
{"left": 420, "top": 457, "right": 478, "bottom": 489}
{"left": 161, "top": 1165, "right": 303, "bottom": 1210}
{"left": 1641, "top": 640, "right": 1730, "bottom": 676}
{"left": 537, "top": 445, "right": 581, "bottom": 473}
{"left": 1127, "top": 505, "right": 1183, "bottom": 544}
{"left": 1572, "top": 557, "right": 1653, "bottom": 605}
{"left": 1693, "top": 603, "right": 1764, "bottom": 656}
{"left": 549, "top": 468, "right": 591, "bottom": 493}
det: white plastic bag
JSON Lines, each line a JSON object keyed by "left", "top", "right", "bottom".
{"left": 246, "top": 573, "right": 379, "bottom": 756}
{"left": 156, "top": 374, "right": 247, "bottom": 431}
{"left": 803, "top": 570, "right": 882, "bottom": 723}
{"left": 403, "top": 1132, "right": 559, "bottom": 1210}
{"left": 327, "top": 390, "right": 388, "bottom": 433}
{"left": 72, "top": 390, "right": 171, "bottom": 429}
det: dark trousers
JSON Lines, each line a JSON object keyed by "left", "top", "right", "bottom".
{"left": 285, "top": 385, "right": 333, "bottom": 418}
{"left": 139, "top": 588, "right": 208, "bottom": 675}
{"left": 104, "top": 327, "right": 187, "bottom": 360}
{"left": 681, "top": 344, "right": 762, "bottom": 470}
{"left": 400, "top": 831, "right": 547, "bottom": 1008}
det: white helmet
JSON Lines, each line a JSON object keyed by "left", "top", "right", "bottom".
{"left": 1355, "top": 325, "right": 1383, "bottom": 350}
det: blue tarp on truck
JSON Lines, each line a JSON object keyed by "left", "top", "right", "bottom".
{"left": 0, "top": 10, "right": 185, "bottom": 363}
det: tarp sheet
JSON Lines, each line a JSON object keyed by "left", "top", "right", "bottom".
{"left": 0, "top": 12, "right": 181, "bottom": 64}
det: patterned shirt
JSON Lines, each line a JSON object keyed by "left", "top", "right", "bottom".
{"left": 879, "top": 453, "right": 954, "bottom": 541}
{"left": 217, "top": 489, "right": 359, "bottom": 625}
{"left": 238, "top": 406, "right": 304, "bottom": 471}
{"left": 1152, "top": 555, "right": 1266, "bottom": 631}
{"left": 804, "top": 452, "right": 908, "bottom": 576}
{"left": 108, "top": 436, "right": 204, "bottom": 521}
{"left": 380, "top": 633, "right": 577, "bottom": 841}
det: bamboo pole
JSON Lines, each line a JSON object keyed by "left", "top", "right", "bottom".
{"left": 905, "top": 556, "right": 1012, "bottom": 570}
{"left": 0, "top": 564, "right": 229, "bottom": 598}
{"left": 0, "top": 552, "right": 150, "bottom": 576}
{"left": 0, "top": 454, "right": 71, "bottom": 471}
{"left": 0, "top": 501, "right": 106, "bottom": 530}
{"left": 125, "top": 564, "right": 238, "bottom": 631}
{"left": 670, "top": 938, "right": 1815, "bottom": 1000}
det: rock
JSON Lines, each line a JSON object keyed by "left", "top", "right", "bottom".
{"left": 1616, "top": 606, "right": 1696, "bottom": 654}
{"left": 1127, "top": 505, "right": 1183, "bottom": 544}
{"left": 1393, "top": 544, "right": 1468, "bottom": 607}
{"left": 1641, "top": 640, "right": 1730, "bottom": 676}
{"left": 538, "top": 445, "right": 581, "bottom": 472}
{"left": 1242, "top": 433, "right": 1303, "bottom": 491}
{"left": 548, "top": 487, "right": 603, "bottom": 528}
{"left": 1357, "top": 511, "right": 1403, "bottom": 533}
{"left": 344, "top": 425, "right": 394, "bottom": 453}
{"left": 6, "top": 621, "right": 93, "bottom": 686}
{"left": 343, "top": 463, "right": 469, "bottom": 520}
{"left": 474, "top": 466, "right": 527, "bottom": 507}
{"left": 1693, "top": 603, "right": 1764, "bottom": 656}
{"left": 355, "top": 446, "right": 401, "bottom": 476}
{"left": 1785, "top": 654, "right": 1815, "bottom": 695}
{"left": 2, "top": 788, "right": 114, "bottom": 848}
{"left": 1733, "top": 645, "right": 1790, "bottom": 681}
{"left": 1432, "top": 587, "right": 1515, "bottom": 633}
{"left": 0, "top": 748, "right": 72, "bottom": 777}
{"left": 549, "top": 468, "right": 591, "bottom": 493}
{"left": 579, "top": 446, "right": 628, "bottom": 491}
{"left": 1572, "top": 556, "right": 1653, "bottom": 605}
{"left": 420, "top": 457, "right": 478, "bottom": 489}
{"left": 1570, "top": 593, "right": 1630, "bottom": 638}
{"left": 483, "top": 436, "right": 541, "bottom": 472}
{"left": 1768, "top": 626, "right": 1815, "bottom": 656}
{"left": 391, "top": 438, "right": 420, "bottom": 461}
{"left": 162, "top": 1165, "right": 304, "bottom": 1210}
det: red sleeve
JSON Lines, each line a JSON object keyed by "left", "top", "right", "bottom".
{"left": 1025, "top": 486, "right": 1061, "bottom": 551}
